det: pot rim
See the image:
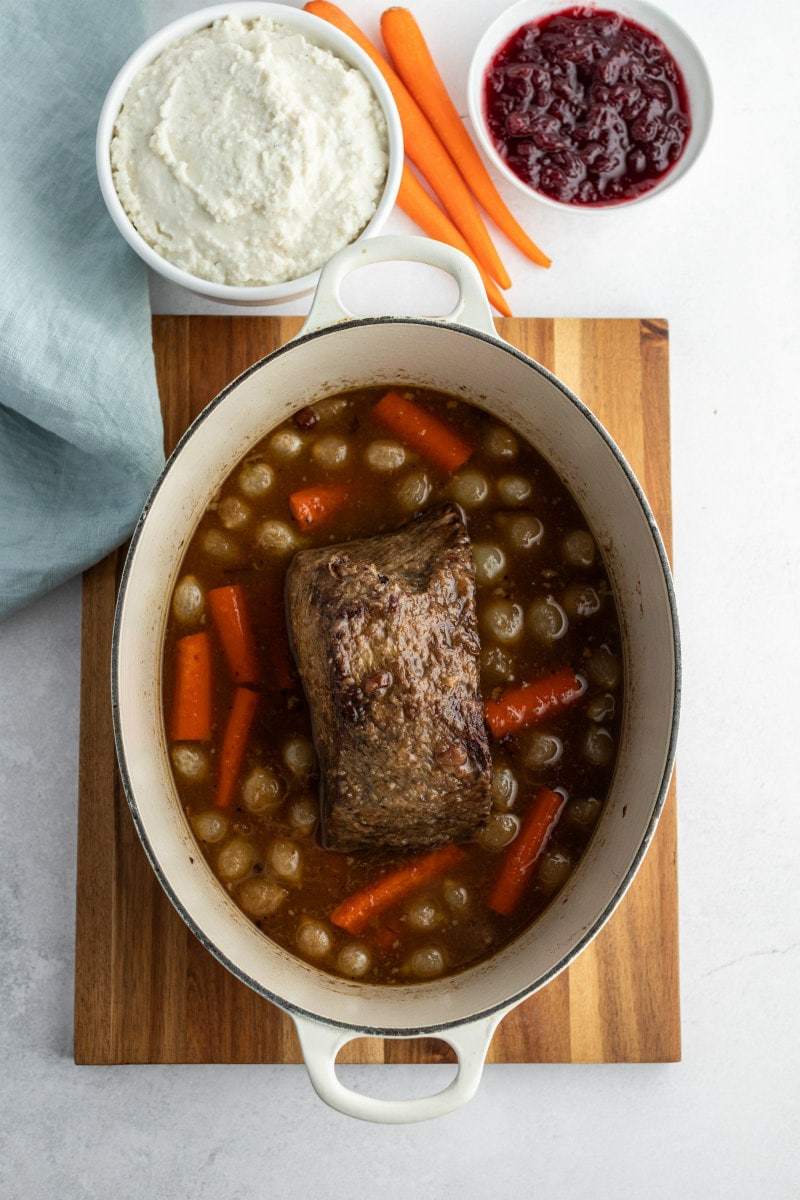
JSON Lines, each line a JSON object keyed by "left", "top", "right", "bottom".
{"left": 112, "top": 313, "right": 681, "bottom": 1038}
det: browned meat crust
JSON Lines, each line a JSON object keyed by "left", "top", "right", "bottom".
{"left": 285, "top": 504, "right": 492, "bottom": 850}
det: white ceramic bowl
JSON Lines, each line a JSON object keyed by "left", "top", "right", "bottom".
{"left": 467, "top": 0, "right": 712, "bottom": 210}
{"left": 112, "top": 235, "right": 680, "bottom": 1123}
{"left": 96, "top": 2, "right": 403, "bottom": 305}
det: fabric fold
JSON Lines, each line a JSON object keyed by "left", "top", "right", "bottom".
{"left": 0, "top": 0, "right": 164, "bottom": 618}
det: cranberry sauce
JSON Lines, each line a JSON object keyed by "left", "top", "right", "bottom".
{"left": 484, "top": 7, "right": 691, "bottom": 206}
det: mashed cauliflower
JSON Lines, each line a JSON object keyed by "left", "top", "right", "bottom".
{"left": 110, "top": 16, "right": 389, "bottom": 286}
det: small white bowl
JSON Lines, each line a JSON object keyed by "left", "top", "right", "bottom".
{"left": 467, "top": 0, "right": 712, "bottom": 211}
{"left": 97, "top": 3, "right": 403, "bottom": 305}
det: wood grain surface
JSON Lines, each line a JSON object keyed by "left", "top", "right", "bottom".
{"left": 74, "top": 316, "right": 680, "bottom": 1066}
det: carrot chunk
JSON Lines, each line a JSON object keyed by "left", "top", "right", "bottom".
{"left": 289, "top": 483, "right": 350, "bottom": 529}
{"left": 208, "top": 584, "right": 261, "bottom": 685}
{"left": 484, "top": 667, "right": 587, "bottom": 739}
{"left": 331, "top": 844, "right": 467, "bottom": 935}
{"left": 213, "top": 687, "right": 259, "bottom": 809}
{"left": 373, "top": 389, "right": 472, "bottom": 474}
{"left": 170, "top": 632, "right": 212, "bottom": 742}
{"left": 488, "top": 786, "right": 566, "bottom": 916}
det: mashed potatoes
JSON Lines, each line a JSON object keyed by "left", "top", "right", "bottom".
{"left": 110, "top": 16, "right": 389, "bottom": 286}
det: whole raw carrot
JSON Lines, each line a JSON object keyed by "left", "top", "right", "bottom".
{"left": 331, "top": 844, "right": 467, "bottom": 934}
{"left": 289, "top": 482, "right": 351, "bottom": 528}
{"left": 214, "top": 686, "right": 259, "bottom": 809}
{"left": 484, "top": 666, "right": 586, "bottom": 739}
{"left": 303, "top": 1, "right": 511, "bottom": 290}
{"left": 488, "top": 786, "right": 565, "bottom": 916}
{"left": 381, "top": 7, "right": 551, "bottom": 268}
{"left": 170, "top": 632, "right": 212, "bottom": 742}
{"left": 397, "top": 166, "right": 511, "bottom": 317}
{"left": 373, "top": 388, "right": 472, "bottom": 473}
{"left": 208, "top": 584, "right": 261, "bottom": 685}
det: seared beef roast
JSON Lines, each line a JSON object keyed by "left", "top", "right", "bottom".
{"left": 285, "top": 503, "right": 492, "bottom": 850}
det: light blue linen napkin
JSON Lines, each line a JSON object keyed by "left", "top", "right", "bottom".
{"left": 0, "top": 0, "right": 165, "bottom": 618}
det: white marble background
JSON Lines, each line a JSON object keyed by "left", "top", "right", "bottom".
{"left": 2, "top": 0, "right": 798, "bottom": 1195}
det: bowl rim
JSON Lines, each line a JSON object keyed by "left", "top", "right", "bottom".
{"left": 96, "top": 1, "right": 404, "bottom": 303}
{"left": 466, "top": 0, "right": 714, "bottom": 212}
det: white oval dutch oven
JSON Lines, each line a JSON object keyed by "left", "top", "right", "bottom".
{"left": 113, "top": 235, "right": 680, "bottom": 1123}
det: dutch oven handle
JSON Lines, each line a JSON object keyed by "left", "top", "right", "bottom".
{"left": 293, "top": 1010, "right": 504, "bottom": 1124}
{"left": 300, "top": 234, "right": 498, "bottom": 338}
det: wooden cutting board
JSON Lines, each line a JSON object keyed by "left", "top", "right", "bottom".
{"left": 74, "top": 315, "right": 680, "bottom": 1066}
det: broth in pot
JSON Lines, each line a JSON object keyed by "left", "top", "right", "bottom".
{"left": 162, "top": 385, "right": 624, "bottom": 985}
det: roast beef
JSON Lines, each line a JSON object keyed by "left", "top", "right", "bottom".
{"left": 285, "top": 503, "right": 492, "bottom": 850}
